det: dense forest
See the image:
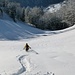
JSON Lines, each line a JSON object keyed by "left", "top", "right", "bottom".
{"left": 0, "top": 0, "right": 75, "bottom": 30}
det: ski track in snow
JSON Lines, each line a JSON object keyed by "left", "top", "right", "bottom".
{"left": 12, "top": 55, "right": 31, "bottom": 75}
{"left": 11, "top": 53, "right": 54, "bottom": 75}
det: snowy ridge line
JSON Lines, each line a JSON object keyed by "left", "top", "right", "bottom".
{"left": 37, "top": 25, "right": 75, "bottom": 37}
{"left": 45, "top": 25, "right": 75, "bottom": 34}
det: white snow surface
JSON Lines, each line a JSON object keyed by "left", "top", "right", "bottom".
{"left": 46, "top": 4, "right": 61, "bottom": 13}
{"left": 0, "top": 13, "right": 75, "bottom": 75}
{"left": 45, "top": 1, "right": 66, "bottom": 13}
{"left": 0, "top": 13, "right": 45, "bottom": 40}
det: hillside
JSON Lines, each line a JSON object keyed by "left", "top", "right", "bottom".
{"left": 0, "top": 12, "right": 75, "bottom": 75}
{"left": 0, "top": 20, "right": 75, "bottom": 75}
{"left": 9, "top": 0, "right": 64, "bottom": 7}
{"left": 0, "top": 0, "right": 75, "bottom": 74}
{"left": 0, "top": 13, "right": 45, "bottom": 40}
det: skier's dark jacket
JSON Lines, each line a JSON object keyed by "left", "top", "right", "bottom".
{"left": 23, "top": 43, "right": 31, "bottom": 51}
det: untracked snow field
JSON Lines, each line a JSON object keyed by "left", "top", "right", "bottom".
{"left": 0, "top": 13, "right": 75, "bottom": 75}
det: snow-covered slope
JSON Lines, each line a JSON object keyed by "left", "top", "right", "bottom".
{"left": 0, "top": 24, "right": 75, "bottom": 75}
{"left": 0, "top": 13, "right": 75, "bottom": 75}
{"left": 0, "top": 13, "right": 44, "bottom": 40}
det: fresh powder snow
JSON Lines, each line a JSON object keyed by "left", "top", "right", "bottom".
{"left": 0, "top": 13, "right": 75, "bottom": 75}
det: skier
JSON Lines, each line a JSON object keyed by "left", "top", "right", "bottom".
{"left": 23, "top": 43, "right": 31, "bottom": 51}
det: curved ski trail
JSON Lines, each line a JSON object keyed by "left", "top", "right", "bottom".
{"left": 12, "top": 55, "right": 31, "bottom": 75}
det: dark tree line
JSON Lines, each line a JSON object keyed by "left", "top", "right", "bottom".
{"left": 0, "top": 0, "right": 75, "bottom": 30}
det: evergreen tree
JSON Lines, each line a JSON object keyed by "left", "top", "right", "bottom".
{"left": 21, "top": 7, "right": 25, "bottom": 21}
